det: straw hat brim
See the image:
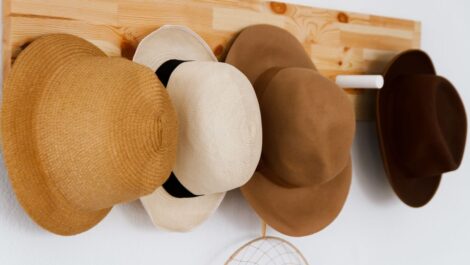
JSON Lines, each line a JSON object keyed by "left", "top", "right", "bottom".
{"left": 133, "top": 25, "right": 217, "bottom": 71}
{"left": 141, "top": 188, "right": 225, "bottom": 232}
{"left": 241, "top": 160, "right": 352, "bottom": 237}
{"left": 377, "top": 50, "right": 441, "bottom": 207}
{"left": 2, "top": 34, "right": 111, "bottom": 235}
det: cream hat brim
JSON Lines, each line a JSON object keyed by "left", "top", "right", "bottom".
{"left": 133, "top": 25, "right": 217, "bottom": 71}
{"left": 140, "top": 188, "right": 225, "bottom": 232}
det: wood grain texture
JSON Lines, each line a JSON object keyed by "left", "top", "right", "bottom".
{"left": 2, "top": 0, "right": 421, "bottom": 120}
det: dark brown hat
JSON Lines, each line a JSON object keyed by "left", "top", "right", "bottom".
{"left": 226, "top": 25, "right": 355, "bottom": 237}
{"left": 377, "top": 50, "right": 467, "bottom": 207}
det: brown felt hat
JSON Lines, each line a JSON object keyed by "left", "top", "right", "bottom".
{"left": 226, "top": 25, "right": 355, "bottom": 237}
{"left": 1, "top": 34, "right": 178, "bottom": 235}
{"left": 377, "top": 50, "right": 467, "bottom": 207}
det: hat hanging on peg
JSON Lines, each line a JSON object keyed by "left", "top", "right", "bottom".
{"left": 338, "top": 50, "right": 466, "bottom": 207}
{"left": 335, "top": 75, "right": 384, "bottom": 89}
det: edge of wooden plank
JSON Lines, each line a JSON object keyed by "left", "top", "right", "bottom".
{"left": 1, "top": 0, "right": 421, "bottom": 121}
{"left": 3, "top": 0, "right": 12, "bottom": 80}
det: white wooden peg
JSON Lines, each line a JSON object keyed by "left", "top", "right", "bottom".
{"left": 335, "top": 75, "right": 384, "bottom": 89}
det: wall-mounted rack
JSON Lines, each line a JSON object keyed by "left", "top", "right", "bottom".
{"left": 2, "top": 0, "right": 421, "bottom": 120}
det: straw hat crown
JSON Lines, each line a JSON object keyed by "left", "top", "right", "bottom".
{"left": 2, "top": 34, "right": 178, "bottom": 235}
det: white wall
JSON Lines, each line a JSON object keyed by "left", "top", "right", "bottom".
{"left": 1, "top": 0, "right": 469, "bottom": 264}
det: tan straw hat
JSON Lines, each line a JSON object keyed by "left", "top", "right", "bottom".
{"left": 226, "top": 25, "right": 355, "bottom": 237}
{"left": 134, "top": 25, "right": 263, "bottom": 232}
{"left": 1, "top": 34, "right": 178, "bottom": 235}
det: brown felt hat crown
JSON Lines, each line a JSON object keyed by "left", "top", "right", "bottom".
{"left": 1, "top": 34, "right": 178, "bottom": 235}
{"left": 377, "top": 50, "right": 467, "bottom": 207}
{"left": 226, "top": 25, "right": 355, "bottom": 237}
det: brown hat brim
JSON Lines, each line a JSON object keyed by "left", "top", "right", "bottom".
{"left": 228, "top": 25, "right": 353, "bottom": 236}
{"left": 226, "top": 24, "right": 316, "bottom": 84}
{"left": 241, "top": 159, "right": 351, "bottom": 237}
{"left": 2, "top": 35, "right": 111, "bottom": 235}
{"left": 377, "top": 50, "right": 441, "bottom": 207}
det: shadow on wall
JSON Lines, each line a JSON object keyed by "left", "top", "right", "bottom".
{"left": 352, "top": 122, "right": 395, "bottom": 203}
{"left": 118, "top": 200, "right": 155, "bottom": 229}
{"left": 208, "top": 189, "right": 262, "bottom": 265}
{"left": 0, "top": 150, "right": 45, "bottom": 234}
{"left": 117, "top": 185, "right": 262, "bottom": 233}
{"left": 217, "top": 190, "right": 261, "bottom": 233}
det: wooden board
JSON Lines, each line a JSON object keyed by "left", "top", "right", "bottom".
{"left": 2, "top": 0, "right": 421, "bottom": 120}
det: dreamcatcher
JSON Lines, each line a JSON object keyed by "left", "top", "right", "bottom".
{"left": 225, "top": 222, "right": 309, "bottom": 265}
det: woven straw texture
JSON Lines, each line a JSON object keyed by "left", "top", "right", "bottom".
{"left": 1, "top": 34, "right": 178, "bottom": 235}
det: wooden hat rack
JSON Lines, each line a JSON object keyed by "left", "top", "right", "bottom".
{"left": 2, "top": 0, "right": 421, "bottom": 121}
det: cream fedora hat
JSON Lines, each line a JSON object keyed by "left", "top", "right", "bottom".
{"left": 133, "top": 25, "right": 263, "bottom": 231}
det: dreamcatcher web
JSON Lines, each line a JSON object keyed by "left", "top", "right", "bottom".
{"left": 225, "top": 236, "right": 309, "bottom": 265}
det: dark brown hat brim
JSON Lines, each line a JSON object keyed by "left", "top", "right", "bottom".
{"left": 241, "top": 160, "right": 351, "bottom": 237}
{"left": 377, "top": 50, "right": 441, "bottom": 207}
